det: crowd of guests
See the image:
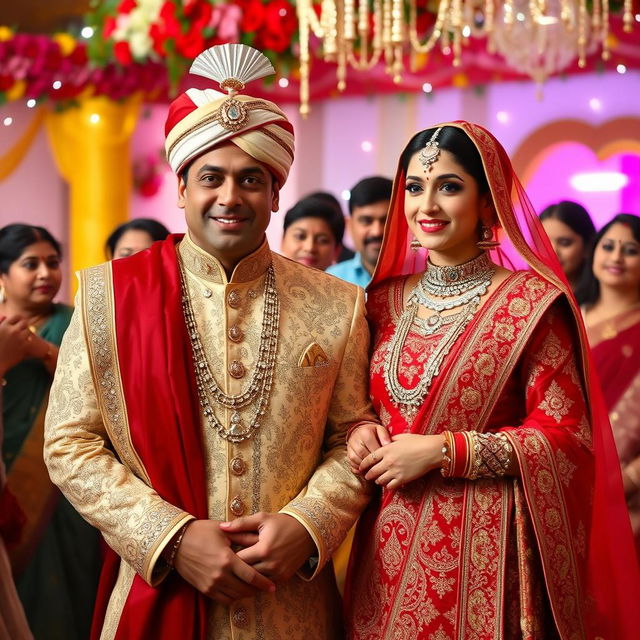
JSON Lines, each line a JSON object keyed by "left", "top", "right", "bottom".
{"left": 1, "top": 175, "right": 639, "bottom": 636}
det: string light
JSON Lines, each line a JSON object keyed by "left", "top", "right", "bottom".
{"left": 26, "top": 99, "right": 37, "bottom": 108}
{"left": 81, "top": 26, "right": 94, "bottom": 38}
{"left": 361, "top": 140, "right": 373, "bottom": 152}
{"left": 278, "top": 77, "right": 290, "bottom": 88}
{"left": 89, "top": 113, "right": 101, "bottom": 124}
{"left": 617, "top": 64, "right": 627, "bottom": 74}
{"left": 52, "top": 80, "right": 62, "bottom": 90}
{"left": 422, "top": 82, "right": 433, "bottom": 93}
{"left": 589, "top": 98, "right": 602, "bottom": 111}
{"left": 3, "top": 117, "right": 13, "bottom": 126}
{"left": 341, "top": 189, "right": 351, "bottom": 201}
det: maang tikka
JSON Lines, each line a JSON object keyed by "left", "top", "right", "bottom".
{"left": 419, "top": 127, "right": 443, "bottom": 171}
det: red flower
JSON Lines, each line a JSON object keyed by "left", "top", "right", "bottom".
{"left": 0, "top": 75, "right": 15, "bottom": 92}
{"left": 159, "top": 1, "right": 183, "bottom": 39}
{"left": 69, "top": 44, "right": 88, "bottom": 66}
{"left": 256, "top": 29, "right": 290, "bottom": 54}
{"left": 149, "top": 23, "right": 166, "bottom": 56}
{"left": 117, "top": 0, "right": 137, "bottom": 14}
{"left": 264, "top": 0, "right": 296, "bottom": 35}
{"left": 238, "top": 0, "right": 265, "bottom": 33}
{"left": 175, "top": 25, "right": 205, "bottom": 58}
{"left": 114, "top": 40, "right": 133, "bottom": 65}
{"left": 104, "top": 16, "right": 117, "bottom": 39}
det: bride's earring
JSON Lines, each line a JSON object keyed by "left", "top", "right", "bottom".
{"left": 477, "top": 225, "right": 500, "bottom": 250}
{"left": 410, "top": 238, "right": 422, "bottom": 252}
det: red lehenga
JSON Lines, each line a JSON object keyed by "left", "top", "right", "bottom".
{"left": 344, "top": 122, "right": 639, "bottom": 639}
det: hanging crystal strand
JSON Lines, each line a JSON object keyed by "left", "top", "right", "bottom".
{"left": 451, "top": 0, "right": 463, "bottom": 66}
{"left": 578, "top": 0, "right": 588, "bottom": 67}
{"left": 322, "top": 0, "right": 338, "bottom": 59}
{"left": 409, "top": 0, "right": 447, "bottom": 54}
{"left": 391, "top": 0, "right": 404, "bottom": 81}
{"left": 297, "top": 0, "right": 312, "bottom": 116}
{"left": 623, "top": 0, "right": 633, "bottom": 33}
{"left": 592, "top": 0, "right": 601, "bottom": 34}
{"left": 503, "top": 0, "right": 515, "bottom": 29}
{"left": 485, "top": 0, "right": 496, "bottom": 53}
{"left": 382, "top": 0, "right": 394, "bottom": 71}
{"left": 601, "top": 0, "right": 610, "bottom": 60}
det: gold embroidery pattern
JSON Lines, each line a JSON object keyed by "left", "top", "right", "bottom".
{"left": 510, "top": 429, "right": 587, "bottom": 639}
{"left": 538, "top": 380, "right": 575, "bottom": 423}
{"left": 82, "top": 265, "right": 187, "bottom": 578}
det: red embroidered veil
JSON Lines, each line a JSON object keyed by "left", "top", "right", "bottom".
{"left": 366, "top": 121, "right": 639, "bottom": 636}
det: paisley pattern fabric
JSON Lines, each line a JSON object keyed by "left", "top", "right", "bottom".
{"left": 44, "top": 234, "right": 376, "bottom": 640}
{"left": 346, "top": 272, "right": 595, "bottom": 640}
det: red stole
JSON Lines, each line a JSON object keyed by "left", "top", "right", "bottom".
{"left": 91, "top": 236, "right": 208, "bottom": 640}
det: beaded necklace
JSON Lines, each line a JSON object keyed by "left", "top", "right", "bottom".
{"left": 179, "top": 260, "right": 280, "bottom": 442}
{"left": 384, "top": 253, "right": 495, "bottom": 410}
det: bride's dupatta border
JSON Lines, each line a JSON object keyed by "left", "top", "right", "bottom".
{"left": 380, "top": 271, "right": 576, "bottom": 640}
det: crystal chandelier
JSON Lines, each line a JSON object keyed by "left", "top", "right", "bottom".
{"left": 295, "top": 0, "right": 635, "bottom": 114}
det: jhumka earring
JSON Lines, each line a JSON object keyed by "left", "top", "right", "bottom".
{"left": 0, "top": 285, "right": 5, "bottom": 304}
{"left": 477, "top": 225, "right": 500, "bottom": 250}
{"left": 418, "top": 127, "right": 443, "bottom": 172}
{"left": 410, "top": 238, "right": 422, "bottom": 251}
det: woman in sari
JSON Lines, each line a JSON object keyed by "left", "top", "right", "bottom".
{"left": 539, "top": 201, "right": 595, "bottom": 296}
{"left": 344, "top": 123, "right": 638, "bottom": 639}
{"left": 0, "top": 224, "right": 100, "bottom": 640}
{"left": 583, "top": 213, "right": 640, "bottom": 556}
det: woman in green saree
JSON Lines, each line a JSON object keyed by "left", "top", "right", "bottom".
{"left": 0, "top": 224, "right": 99, "bottom": 640}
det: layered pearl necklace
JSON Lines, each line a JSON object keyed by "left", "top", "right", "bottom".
{"left": 384, "top": 252, "right": 495, "bottom": 411}
{"left": 179, "top": 260, "right": 280, "bottom": 443}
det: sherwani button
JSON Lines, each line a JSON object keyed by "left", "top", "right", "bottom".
{"left": 229, "top": 360, "right": 246, "bottom": 378}
{"left": 230, "top": 457, "right": 246, "bottom": 475}
{"left": 228, "top": 325, "right": 244, "bottom": 343}
{"left": 230, "top": 496, "right": 245, "bottom": 516}
{"left": 232, "top": 606, "right": 248, "bottom": 628}
{"left": 227, "top": 289, "right": 242, "bottom": 308}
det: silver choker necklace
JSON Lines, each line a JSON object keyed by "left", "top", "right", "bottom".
{"left": 422, "top": 252, "right": 494, "bottom": 297}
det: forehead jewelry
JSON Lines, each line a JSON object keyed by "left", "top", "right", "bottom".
{"left": 419, "top": 127, "right": 443, "bottom": 173}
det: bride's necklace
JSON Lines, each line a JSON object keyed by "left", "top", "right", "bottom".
{"left": 384, "top": 254, "right": 496, "bottom": 410}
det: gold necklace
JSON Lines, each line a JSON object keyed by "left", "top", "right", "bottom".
{"left": 179, "top": 261, "right": 280, "bottom": 442}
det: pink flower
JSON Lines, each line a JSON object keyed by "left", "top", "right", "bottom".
{"left": 210, "top": 4, "right": 241, "bottom": 42}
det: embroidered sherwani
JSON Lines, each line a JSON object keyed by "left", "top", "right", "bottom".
{"left": 44, "top": 234, "right": 375, "bottom": 640}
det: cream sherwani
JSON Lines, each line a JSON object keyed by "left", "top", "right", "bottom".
{"left": 44, "top": 234, "right": 375, "bottom": 639}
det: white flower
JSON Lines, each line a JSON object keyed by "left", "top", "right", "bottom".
{"left": 129, "top": 31, "right": 153, "bottom": 59}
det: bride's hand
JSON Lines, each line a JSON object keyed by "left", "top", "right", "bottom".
{"left": 347, "top": 423, "right": 392, "bottom": 474}
{"left": 359, "top": 433, "right": 445, "bottom": 489}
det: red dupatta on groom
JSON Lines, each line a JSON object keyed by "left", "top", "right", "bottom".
{"left": 346, "top": 122, "right": 639, "bottom": 639}
{"left": 90, "top": 236, "right": 208, "bottom": 640}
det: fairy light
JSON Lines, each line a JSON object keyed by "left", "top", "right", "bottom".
{"left": 361, "top": 140, "right": 373, "bottom": 152}
{"left": 278, "top": 77, "right": 290, "bottom": 88}
{"left": 26, "top": 99, "right": 37, "bottom": 108}
{"left": 617, "top": 64, "right": 627, "bottom": 74}
{"left": 3, "top": 117, "right": 13, "bottom": 126}
{"left": 496, "top": 111, "right": 510, "bottom": 123}
{"left": 422, "top": 82, "right": 433, "bottom": 93}
{"left": 89, "top": 113, "right": 101, "bottom": 124}
{"left": 589, "top": 97, "right": 602, "bottom": 111}
{"left": 341, "top": 189, "right": 351, "bottom": 201}
{"left": 81, "top": 26, "right": 94, "bottom": 38}
{"left": 52, "top": 80, "right": 62, "bottom": 90}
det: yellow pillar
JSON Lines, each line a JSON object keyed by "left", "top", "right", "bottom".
{"left": 44, "top": 94, "right": 142, "bottom": 283}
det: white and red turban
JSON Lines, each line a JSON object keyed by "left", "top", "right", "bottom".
{"left": 164, "top": 45, "right": 295, "bottom": 188}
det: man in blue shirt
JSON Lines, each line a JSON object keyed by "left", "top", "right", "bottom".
{"left": 326, "top": 176, "right": 392, "bottom": 288}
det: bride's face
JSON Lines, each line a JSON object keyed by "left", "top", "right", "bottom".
{"left": 404, "top": 148, "right": 491, "bottom": 265}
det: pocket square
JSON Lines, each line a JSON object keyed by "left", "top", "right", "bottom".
{"left": 298, "top": 342, "right": 330, "bottom": 367}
